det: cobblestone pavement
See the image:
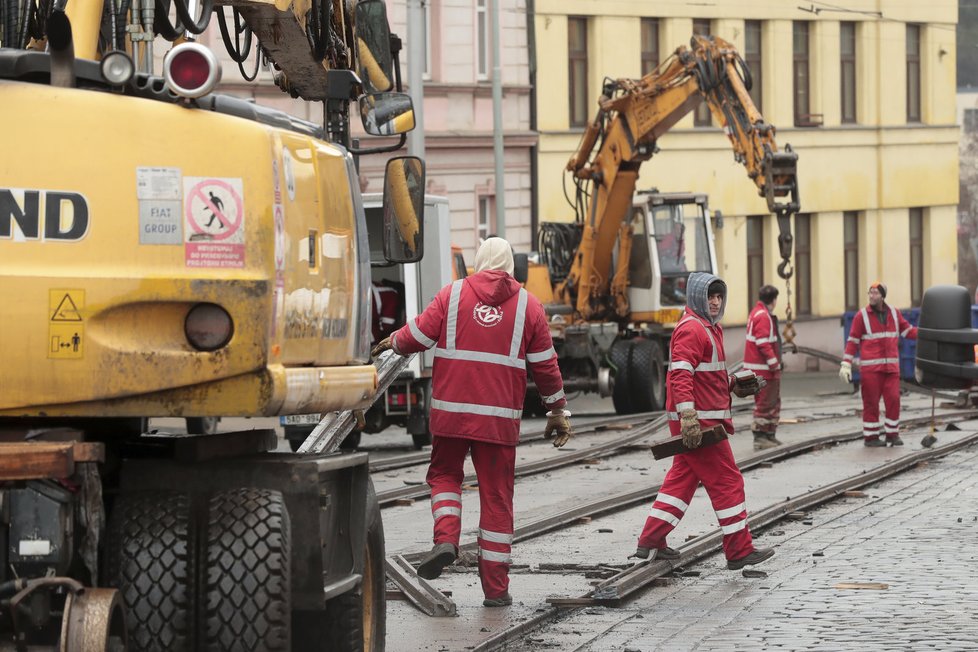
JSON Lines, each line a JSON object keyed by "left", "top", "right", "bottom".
{"left": 513, "top": 445, "right": 978, "bottom": 652}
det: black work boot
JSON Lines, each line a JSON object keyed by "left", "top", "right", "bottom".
{"left": 727, "top": 547, "right": 775, "bottom": 571}
{"left": 753, "top": 431, "right": 778, "bottom": 451}
{"left": 629, "top": 545, "right": 681, "bottom": 561}
{"left": 864, "top": 437, "right": 886, "bottom": 447}
{"left": 483, "top": 592, "right": 513, "bottom": 607}
{"left": 417, "top": 542, "right": 457, "bottom": 580}
{"left": 887, "top": 436, "right": 904, "bottom": 446}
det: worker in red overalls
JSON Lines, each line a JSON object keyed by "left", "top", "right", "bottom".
{"left": 744, "top": 284, "right": 783, "bottom": 450}
{"left": 632, "top": 272, "right": 775, "bottom": 570}
{"left": 372, "top": 237, "right": 571, "bottom": 607}
{"left": 839, "top": 282, "right": 918, "bottom": 446}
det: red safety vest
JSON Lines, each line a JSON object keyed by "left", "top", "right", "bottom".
{"left": 843, "top": 304, "right": 917, "bottom": 374}
{"left": 391, "top": 270, "right": 566, "bottom": 445}
{"left": 743, "top": 301, "right": 781, "bottom": 378}
{"left": 667, "top": 307, "right": 734, "bottom": 436}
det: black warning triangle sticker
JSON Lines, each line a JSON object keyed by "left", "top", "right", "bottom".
{"left": 51, "top": 294, "right": 82, "bottom": 322}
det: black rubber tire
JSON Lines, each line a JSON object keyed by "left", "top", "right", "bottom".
{"left": 203, "top": 488, "right": 291, "bottom": 652}
{"left": 628, "top": 338, "right": 667, "bottom": 412}
{"left": 609, "top": 338, "right": 634, "bottom": 414}
{"left": 186, "top": 416, "right": 220, "bottom": 435}
{"left": 326, "top": 480, "right": 386, "bottom": 651}
{"left": 411, "top": 432, "right": 432, "bottom": 449}
{"left": 103, "top": 491, "right": 195, "bottom": 652}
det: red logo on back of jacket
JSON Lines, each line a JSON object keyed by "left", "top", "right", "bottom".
{"left": 473, "top": 303, "right": 503, "bottom": 327}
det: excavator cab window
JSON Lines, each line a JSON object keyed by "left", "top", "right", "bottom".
{"left": 651, "top": 201, "right": 713, "bottom": 306}
{"left": 627, "top": 208, "right": 653, "bottom": 289}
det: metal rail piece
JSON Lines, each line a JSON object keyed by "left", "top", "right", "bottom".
{"left": 384, "top": 555, "right": 456, "bottom": 617}
{"left": 297, "top": 351, "right": 416, "bottom": 454}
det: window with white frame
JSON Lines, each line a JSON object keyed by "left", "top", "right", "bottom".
{"left": 477, "top": 0, "right": 489, "bottom": 79}
{"left": 478, "top": 195, "right": 495, "bottom": 244}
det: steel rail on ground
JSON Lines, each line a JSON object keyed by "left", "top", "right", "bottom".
{"left": 468, "top": 413, "right": 978, "bottom": 652}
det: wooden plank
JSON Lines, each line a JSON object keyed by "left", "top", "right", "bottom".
{"left": 650, "top": 425, "right": 728, "bottom": 460}
{"left": 0, "top": 442, "right": 74, "bottom": 480}
{"left": 73, "top": 442, "right": 105, "bottom": 463}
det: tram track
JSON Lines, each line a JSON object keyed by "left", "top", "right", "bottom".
{"left": 467, "top": 411, "right": 978, "bottom": 651}
{"left": 374, "top": 396, "right": 942, "bottom": 509}
{"left": 397, "top": 408, "right": 978, "bottom": 564}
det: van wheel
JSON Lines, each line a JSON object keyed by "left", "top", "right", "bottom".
{"left": 186, "top": 417, "right": 220, "bottom": 435}
{"left": 412, "top": 432, "right": 431, "bottom": 449}
{"left": 326, "top": 480, "right": 386, "bottom": 651}
{"left": 203, "top": 489, "right": 291, "bottom": 652}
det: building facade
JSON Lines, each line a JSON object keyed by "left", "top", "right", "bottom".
{"left": 533, "top": 1, "right": 958, "bottom": 360}
{"left": 199, "top": 1, "right": 535, "bottom": 262}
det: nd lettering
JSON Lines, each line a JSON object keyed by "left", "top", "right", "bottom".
{"left": 0, "top": 189, "right": 90, "bottom": 241}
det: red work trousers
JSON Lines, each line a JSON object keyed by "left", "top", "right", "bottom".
{"left": 637, "top": 438, "right": 754, "bottom": 561}
{"left": 426, "top": 436, "right": 516, "bottom": 599}
{"left": 751, "top": 374, "right": 781, "bottom": 434}
{"left": 860, "top": 371, "right": 901, "bottom": 441}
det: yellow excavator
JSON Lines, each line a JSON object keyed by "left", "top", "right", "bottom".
{"left": 529, "top": 34, "right": 800, "bottom": 414}
{"left": 0, "top": 1, "right": 419, "bottom": 649}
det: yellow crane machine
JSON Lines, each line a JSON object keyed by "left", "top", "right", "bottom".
{"left": 530, "top": 34, "right": 800, "bottom": 414}
{"left": 0, "top": 1, "right": 422, "bottom": 649}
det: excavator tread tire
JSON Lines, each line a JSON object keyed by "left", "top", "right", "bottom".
{"left": 203, "top": 488, "right": 291, "bottom": 652}
{"left": 628, "top": 338, "right": 667, "bottom": 412}
{"left": 610, "top": 339, "right": 635, "bottom": 415}
{"left": 103, "top": 491, "right": 195, "bottom": 652}
{"left": 326, "top": 480, "right": 387, "bottom": 651}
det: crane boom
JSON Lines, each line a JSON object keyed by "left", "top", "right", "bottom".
{"left": 559, "top": 34, "right": 800, "bottom": 322}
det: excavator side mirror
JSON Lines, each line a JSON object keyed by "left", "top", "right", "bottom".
{"left": 358, "top": 92, "right": 416, "bottom": 135}
{"left": 355, "top": 0, "right": 395, "bottom": 94}
{"left": 915, "top": 284, "right": 978, "bottom": 389}
{"left": 513, "top": 253, "right": 529, "bottom": 284}
{"left": 382, "top": 156, "right": 425, "bottom": 264}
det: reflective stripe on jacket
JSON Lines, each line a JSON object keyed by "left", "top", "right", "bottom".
{"left": 667, "top": 307, "right": 734, "bottom": 436}
{"left": 743, "top": 301, "right": 781, "bottom": 378}
{"left": 843, "top": 304, "right": 918, "bottom": 374}
{"left": 391, "top": 270, "right": 566, "bottom": 445}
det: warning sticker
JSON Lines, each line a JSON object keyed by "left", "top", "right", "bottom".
{"left": 136, "top": 167, "right": 181, "bottom": 200}
{"left": 183, "top": 177, "right": 245, "bottom": 268}
{"left": 49, "top": 290, "right": 84, "bottom": 359}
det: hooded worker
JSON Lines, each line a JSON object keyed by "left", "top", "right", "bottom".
{"left": 632, "top": 272, "right": 775, "bottom": 571}
{"left": 840, "top": 281, "right": 918, "bottom": 446}
{"left": 371, "top": 237, "right": 571, "bottom": 607}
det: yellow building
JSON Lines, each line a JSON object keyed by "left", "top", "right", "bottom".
{"left": 532, "top": 1, "right": 958, "bottom": 357}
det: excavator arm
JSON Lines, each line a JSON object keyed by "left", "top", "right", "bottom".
{"left": 559, "top": 34, "right": 799, "bottom": 323}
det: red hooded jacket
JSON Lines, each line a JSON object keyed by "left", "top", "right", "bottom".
{"left": 391, "top": 270, "right": 566, "bottom": 445}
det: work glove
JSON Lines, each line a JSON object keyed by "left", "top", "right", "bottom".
{"left": 680, "top": 409, "right": 702, "bottom": 449}
{"left": 371, "top": 336, "right": 394, "bottom": 358}
{"left": 729, "top": 370, "right": 765, "bottom": 398}
{"left": 544, "top": 410, "right": 573, "bottom": 448}
{"left": 839, "top": 361, "right": 852, "bottom": 383}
